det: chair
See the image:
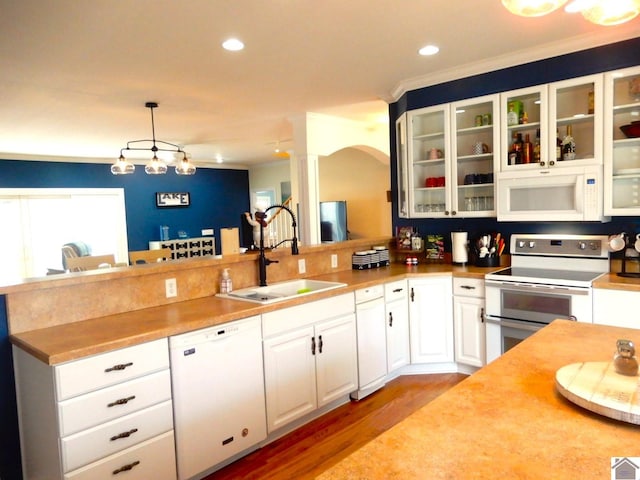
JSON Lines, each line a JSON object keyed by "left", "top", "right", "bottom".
{"left": 65, "top": 254, "right": 116, "bottom": 272}
{"left": 129, "top": 248, "right": 172, "bottom": 265}
{"left": 61, "top": 241, "right": 92, "bottom": 270}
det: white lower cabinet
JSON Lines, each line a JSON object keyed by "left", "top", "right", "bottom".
{"left": 13, "top": 338, "right": 176, "bottom": 480}
{"left": 262, "top": 293, "right": 357, "bottom": 433}
{"left": 408, "top": 276, "right": 454, "bottom": 364}
{"left": 385, "top": 279, "right": 410, "bottom": 373}
{"left": 453, "top": 277, "right": 486, "bottom": 368}
{"left": 593, "top": 288, "right": 640, "bottom": 328}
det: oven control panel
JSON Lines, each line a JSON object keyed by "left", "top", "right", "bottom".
{"left": 510, "top": 234, "right": 609, "bottom": 258}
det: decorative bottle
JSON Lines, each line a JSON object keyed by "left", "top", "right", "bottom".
{"left": 533, "top": 129, "right": 541, "bottom": 164}
{"left": 562, "top": 125, "right": 576, "bottom": 161}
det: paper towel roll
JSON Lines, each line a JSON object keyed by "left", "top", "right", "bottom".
{"left": 451, "top": 231, "right": 468, "bottom": 264}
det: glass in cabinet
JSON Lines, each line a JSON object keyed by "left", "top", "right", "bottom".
{"left": 396, "top": 113, "right": 409, "bottom": 218}
{"left": 500, "top": 85, "right": 547, "bottom": 171}
{"left": 604, "top": 66, "right": 640, "bottom": 215}
{"left": 549, "top": 74, "right": 603, "bottom": 169}
{"left": 406, "top": 105, "right": 450, "bottom": 217}
{"left": 451, "top": 94, "right": 500, "bottom": 217}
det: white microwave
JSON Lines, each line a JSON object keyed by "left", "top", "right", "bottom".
{"left": 496, "top": 165, "right": 609, "bottom": 222}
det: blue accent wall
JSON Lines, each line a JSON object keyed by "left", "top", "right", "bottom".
{"left": 390, "top": 36, "right": 640, "bottom": 251}
{"left": 0, "top": 158, "right": 250, "bottom": 479}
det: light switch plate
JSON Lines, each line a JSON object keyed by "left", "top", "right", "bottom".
{"left": 165, "top": 278, "right": 177, "bottom": 298}
{"left": 331, "top": 254, "right": 338, "bottom": 268}
{"left": 298, "top": 259, "right": 306, "bottom": 274}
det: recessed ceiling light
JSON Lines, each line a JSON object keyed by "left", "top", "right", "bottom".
{"left": 418, "top": 45, "right": 439, "bottom": 56}
{"left": 222, "top": 38, "right": 244, "bottom": 51}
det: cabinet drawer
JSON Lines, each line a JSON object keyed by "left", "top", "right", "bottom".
{"left": 64, "top": 431, "right": 176, "bottom": 480}
{"left": 453, "top": 278, "right": 485, "bottom": 298}
{"left": 58, "top": 370, "right": 172, "bottom": 437}
{"left": 55, "top": 339, "right": 169, "bottom": 401}
{"left": 385, "top": 280, "right": 408, "bottom": 302}
{"left": 61, "top": 400, "right": 173, "bottom": 473}
{"left": 355, "top": 284, "right": 384, "bottom": 303}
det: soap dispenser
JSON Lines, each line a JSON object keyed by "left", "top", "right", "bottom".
{"left": 220, "top": 268, "right": 233, "bottom": 293}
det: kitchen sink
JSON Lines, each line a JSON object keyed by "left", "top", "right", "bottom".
{"left": 218, "top": 279, "right": 347, "bottom": 304}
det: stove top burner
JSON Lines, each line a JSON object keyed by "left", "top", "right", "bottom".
{"left": 489, "top": 267, "right": 605, "bottom": 286}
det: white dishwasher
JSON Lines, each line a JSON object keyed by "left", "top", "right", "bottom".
{"left": 169, "top": 315, "right": 267, "bottom": 480}
{"left": 351, "top": 284, "right": 387, "bottom": 400}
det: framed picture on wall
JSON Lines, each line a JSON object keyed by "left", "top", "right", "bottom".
{"left": 156, "top": 192, "right": 190, "bottom": 208}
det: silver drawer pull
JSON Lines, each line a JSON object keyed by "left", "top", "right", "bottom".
{"left": 110, "top": 428, "right": 138, "bottom": 441}
{"left": 107, "top": 395, "right": 135, "bottom": 408}
{"left": 113, "top": 460, "right": 140, "bottom": 474}
{"left": 105, "top": 362, "right": 133, "bottom": 373}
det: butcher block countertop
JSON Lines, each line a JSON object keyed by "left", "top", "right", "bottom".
{"left": 9, "top": 262, "right": 499, "bottom": 365}
{"left": 317, "top": 320, "right": 640, "bottom": 480}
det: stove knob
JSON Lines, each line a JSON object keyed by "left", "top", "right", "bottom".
{"left": 528, "top": 241, "right": 535, "bottom": 248}
{"left": 518, "top": 240, "right": 525, "bottom": 248}
{"left": 578, "top": 242, "right": 586, "bottom": 250}
{"left": 590, "top": 242, "right": 599, "bottom": 250}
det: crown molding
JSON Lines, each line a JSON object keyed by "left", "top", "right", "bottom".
{"left": 388, "top": 29, "right": 640, "bottom": 102}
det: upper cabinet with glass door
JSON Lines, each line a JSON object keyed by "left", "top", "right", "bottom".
{"left": 406, "top": 105, "right": 450, "bottom": 218}
{"left": 450, "top": 95, "right": 500, "bottom": 217}
{"left": 500, "top": 75, "right": 602, "bottom": 172}
{"left": 500, "top": 85, "right": 547, "bottom": 171}
{"left": 549, "top": 74, "right": 603, "bottom": 169}
{"left": 604, "top": 66, "right": 640, "bottom": 216}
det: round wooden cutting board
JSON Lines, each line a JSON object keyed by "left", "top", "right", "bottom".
{"left": 555, "top": 361, "right": 640, "bottom": 425}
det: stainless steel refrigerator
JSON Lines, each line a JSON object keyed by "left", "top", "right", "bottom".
{"left": 319, "top": 201, "right": 348, "bottom": 242}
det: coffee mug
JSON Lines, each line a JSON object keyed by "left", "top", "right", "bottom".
{"left": 472, "top": 142, "right": 489, "bottom": 155}
{"left": 635, "top": 233, "right": 640, "bottom": 253}
{"left": 429, "top": 148, "right": 443, "bottom": 160}
{"left": 608, "top": 233, "right": 626, "bottom": 252}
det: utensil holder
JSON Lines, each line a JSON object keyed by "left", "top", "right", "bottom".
{"left": 475, "top": 256, "right": 500, "bottom": 267}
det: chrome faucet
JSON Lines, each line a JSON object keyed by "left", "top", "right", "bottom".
{"left": 257, "top": 204, "right": 299, "bottom": 286}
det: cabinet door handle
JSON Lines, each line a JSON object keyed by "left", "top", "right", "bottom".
{"left": 392, "top": 288, "right": 403, "bottom": 293}
{"left": 389, "top": 312, "right": 393, "bottom": 327}
{"left": 110, "top": 428, "right": 138, "bottom": 441}
{"left": 105, "top": 362, "right": 133, "bottom": 373}
{"left": 113, "top": 460, "right": 140, "bottom": 475}
{"left": 480, "top": 307, "right": 484, "bottom": 323}
{"left": 311, "top": 336, "right": 316, "bottom": 355}
{"left": 318, "top": 335, "right": 323, "bottom": 354}
{"left": 461, "top": 285, "right": 476, "bottom": 290}
{"left": 108, "top": 395, "right": 136, "bottom": 408}
{"left": 410, "top": 288, "right": 414, "bottom": 302}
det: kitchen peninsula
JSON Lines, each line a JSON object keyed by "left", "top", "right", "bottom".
{"left": 317, "top": 320, "right": 640, "bottom": 480}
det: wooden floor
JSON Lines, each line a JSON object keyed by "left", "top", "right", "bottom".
{"left": 204, "top": 373, "right": 467, "bottom": 480}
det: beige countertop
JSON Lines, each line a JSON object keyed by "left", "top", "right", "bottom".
{"left": 9, "top": 262, "right": 500, "bottom": 365}
{"left": 316, "top": 320, "right": 640, "bottom": 480}
{"left": 594, "top": 272, "right": 640, "bottom": 292}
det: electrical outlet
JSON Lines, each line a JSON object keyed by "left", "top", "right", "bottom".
{"left": 165, "top": 278, "right": 177, "bottom": 298}
{"left": 298, "top": 259, "right": 306, "bottom": 274}
{"left": 331, "top": 254, "right": 338, "bottom": 268}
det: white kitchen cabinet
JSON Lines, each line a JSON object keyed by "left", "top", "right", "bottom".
{"left": 408, "top": 276, "right": 454, "bottom": 364}
{"left": 603, "top": 65, "right": 640, "bottom": 216}
{"left": 169, "top": 315, "right": 266, "bottom": 480}
{"left": 453, "top": 277, "right": 486, "bottom": 368}
{"left": 262, "top": 293, "right": 357, "bottom": 433}
{"left": 400, "top": 95, "right": 500, "bottom": 218}
{"left": 593, "top": 288, "right": 640, "bottom": 328}
{"left": 385, "top": 279, "right": 410, "bottom": 373}
{"left": 13, "top": 339, "right": 176, "bottom": 480}
{"left": 450, "top": 94, "right": 500, "bottom": 217}
{"left": 351, "top": 285, "right": 387, "bottom": 400}
{"left": 500, "top": 74, "right": 602, "bottom": 172}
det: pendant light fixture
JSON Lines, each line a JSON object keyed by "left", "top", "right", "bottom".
{"left": 501, "top": 0, "right": 568, "bottom": 17}
{"left": 112, "top": 102, "right": 196, "bottom": 176}
{"left": 502, "top": 0, "right": 640, "bottom": 25}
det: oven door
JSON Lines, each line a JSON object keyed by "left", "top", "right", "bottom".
{"left": 485, "top": 317, "right": 542, "bottom": 363}
{"left": 484, "top": 279, "right": 593, "bottom": 324}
